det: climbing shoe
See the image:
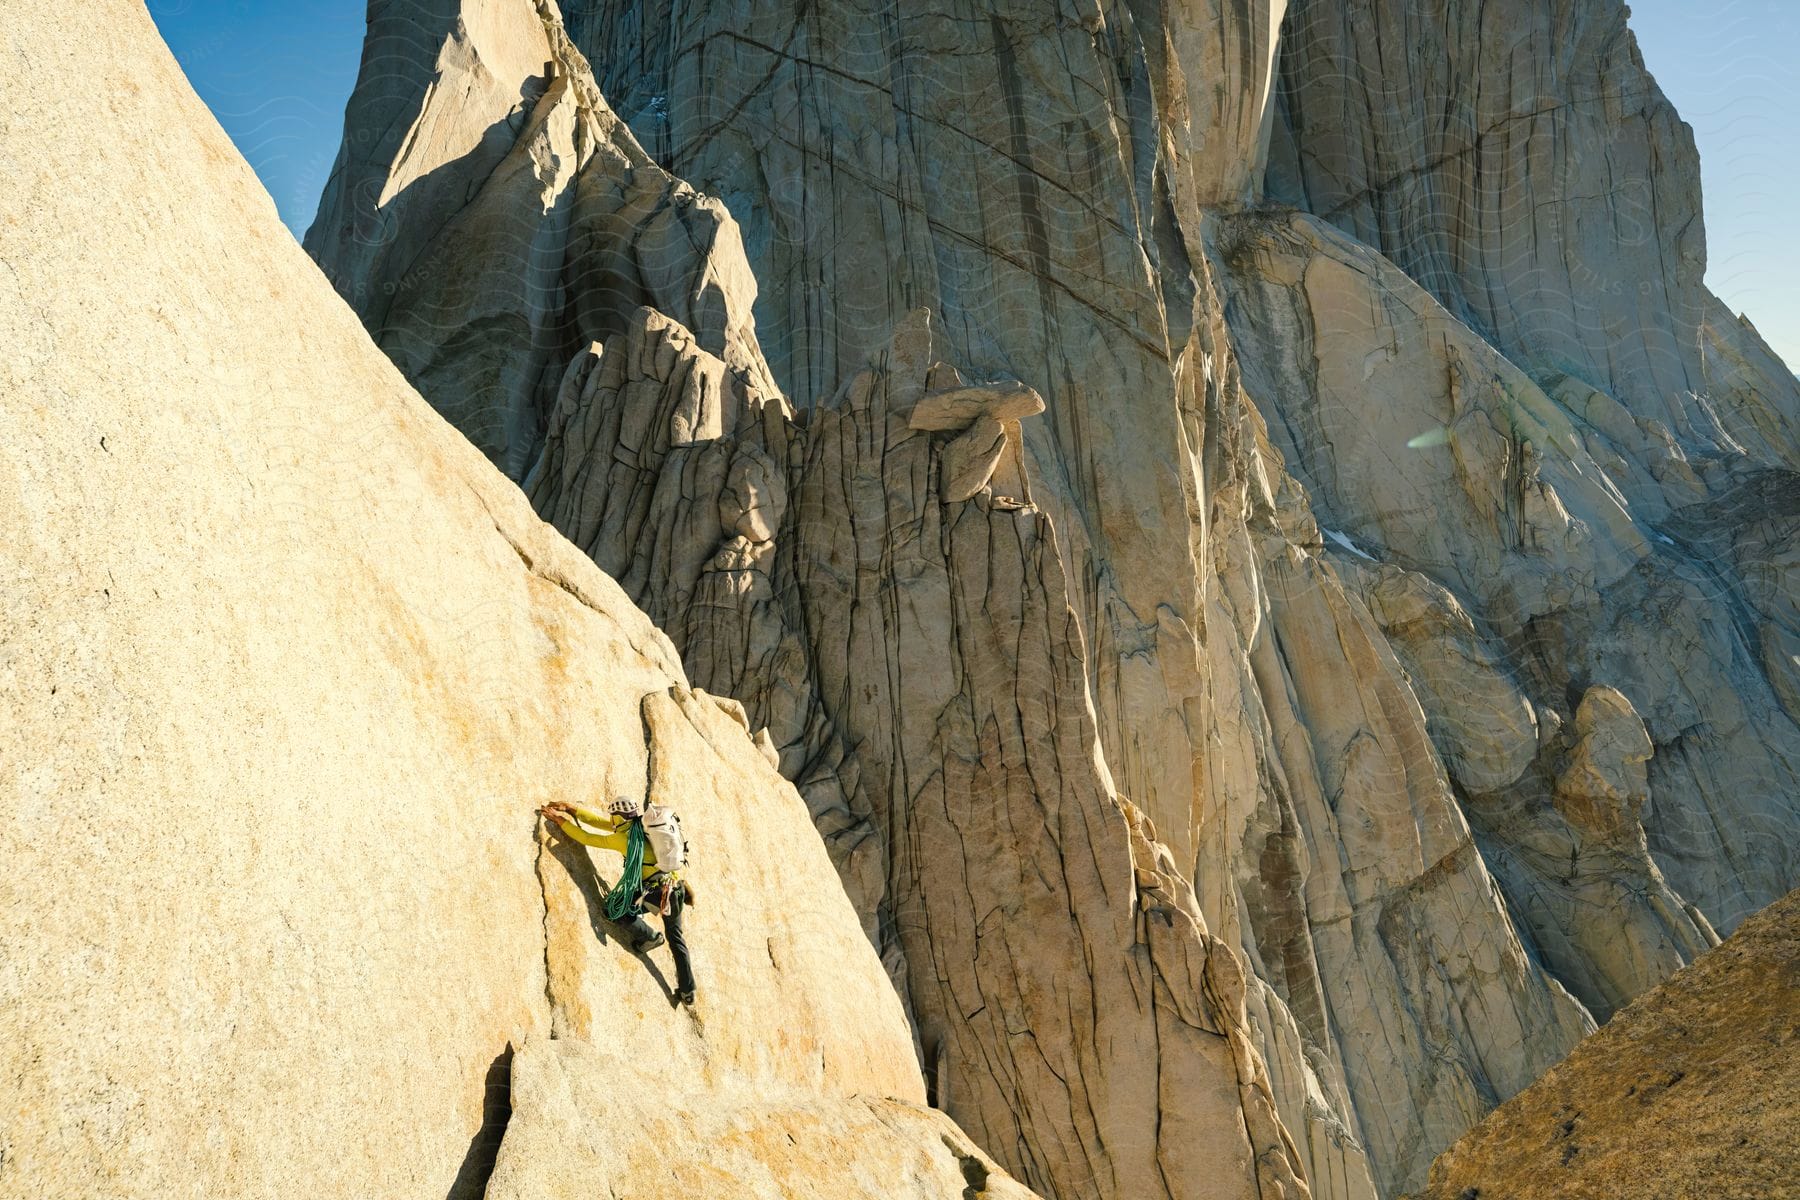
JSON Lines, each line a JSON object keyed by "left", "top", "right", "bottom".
{"left": 633, "top": 930, "right": 665, "bottom": 953}
{"left": 678, "top": 988, "right": 696, "bottom": 1007}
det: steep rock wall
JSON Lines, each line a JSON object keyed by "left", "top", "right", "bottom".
{"left": 308, "top": 5, "right": 1326, "bottom": 1197}
{"left": 1263, "top": 2, "right": 1800, "bottom": 931}
{"left": 1268, "top": 0, "right": 1800, "bottom": 469}
{"left": 523, "top": 298, "right": 1314, "bottom": 1199}
{"left": 307, "top": 1, "right": 1800, "bottom": 1198}
{"left": 304, "top": 0, "right": 782, "bottom": 478}
{"left": 1213, "top": 211, "right": 1733, "bottom": 1020}
{"left": 0, "top": 5, "right": 1033, "bottom": 1198}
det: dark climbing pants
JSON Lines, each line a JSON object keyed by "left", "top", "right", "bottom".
{"left": 624, "top": 884, "right": 694, "bottom": 997}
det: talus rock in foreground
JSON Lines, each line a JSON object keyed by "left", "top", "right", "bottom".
{"left": 1409, "top": 887, "right": 1800, "bottom": 1200}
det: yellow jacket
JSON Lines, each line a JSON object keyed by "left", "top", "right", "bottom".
{"left": 554, "top": 805, "right": 664, "bottom": 880}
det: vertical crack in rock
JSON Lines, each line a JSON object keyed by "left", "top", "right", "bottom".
{"left": 532, "top": 828, "right": 564, "bottom": 1036}
{"left": 445, "top": 1045, "right": 515, "bottom": 1200}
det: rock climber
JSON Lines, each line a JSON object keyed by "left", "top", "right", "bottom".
{"left": 538, "top": 796, "right": 697, "bottom": 1007}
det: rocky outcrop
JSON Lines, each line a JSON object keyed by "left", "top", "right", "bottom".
{"left": 485, "top": 1034, "right": 1042, "bottom": 1200}
{"left": 1409, "top": 886, "right": 1800, "bottom": 1200}
{"left": 1262, "top": 3, "right": 1800, "bottom": 935}
{"left": 1360, "top": 570, "right": 1718, "bottom": 1023}
{"left": 1213, "top": 211, "right": 1733, "bottom": 1022}
{"left": 0, "top": 4, "right": 1034, "bottom": 1197}
{"left": 1268, "top": 0, "right": 1800, "bottom": 471}
{"left": 308, "top": 1, "right": 1800, "bottom": 1199}
{"left": 525, "top": 300, "right": 1314, "bottom": 1200}
{"left": 791, "top": 315, "right": 1314, "bottom": 1200}
{"left": 304, "top": 0, "right": 781, "bottom": 479}
{"left": 1200, "top": 415, "right": 1594, "bottom": 1191}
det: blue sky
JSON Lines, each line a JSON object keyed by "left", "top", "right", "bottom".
{"left": 149, "top": 0, "right": 1798, "bottom": 368}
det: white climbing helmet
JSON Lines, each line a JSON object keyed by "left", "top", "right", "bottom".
{"left": 608, "top": 796, "right": 643, "bottom": 819}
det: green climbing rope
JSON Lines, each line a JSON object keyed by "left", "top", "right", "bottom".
{"left": 602, "top": 819, "right": 648, "bottom": 921}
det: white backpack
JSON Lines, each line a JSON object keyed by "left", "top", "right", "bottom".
{"left": 640, "top": 803, "right": 688, "bottom": 873}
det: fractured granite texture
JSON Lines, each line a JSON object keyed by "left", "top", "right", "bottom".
{"left": 307, "top": 1, "right": 1800, "bottom": 1197}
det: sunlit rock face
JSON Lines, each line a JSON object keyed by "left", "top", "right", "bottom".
{"left": 1, "top": 4, "right": 1037, "bottom": 1198}
{"left": 1268, "top": 0, "right": 1800, "bottom": 473}
{"left": 308, "top": 1, "right": 1799, "bottom": 1197}
{"left": 1262, "top": 0, "right": 1800, "bottom": 934}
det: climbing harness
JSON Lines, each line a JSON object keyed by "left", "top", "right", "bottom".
{"left": 643, "top": 872, "right": 687, "bottom": 917}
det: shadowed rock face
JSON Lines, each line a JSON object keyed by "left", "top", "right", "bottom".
{"left": 1213, "top": 212, "right": 1735, "bottom": 1023}
{"left": 307, "top": 1, "right": 1799, "bottom": 1198}
{"left": 1409, "top": 886, "right": 1800, "bottom": 1200}
{"left": 0, "top": 4, "right": 1038, "bottom": 1198}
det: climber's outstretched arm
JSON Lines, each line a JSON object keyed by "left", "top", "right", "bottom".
{"left": 565, "top": 803, "right": 621, "bottom": 831}
{"left": 538, "top": 801, "right": 629, "bottom": 852}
